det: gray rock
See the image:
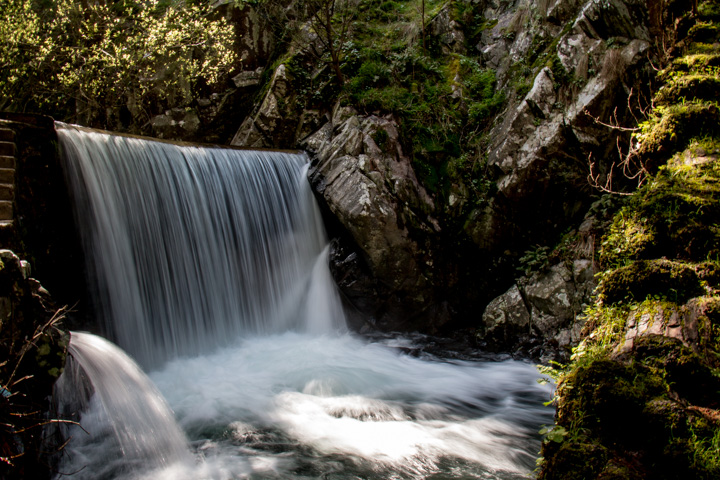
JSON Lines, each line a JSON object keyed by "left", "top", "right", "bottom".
{"left": 524, "top": 264, "right": 576, "bottom": 324}
{"left": 231, "top": 64, "right": 296, "bottom": 148}
{"left": 150, "top": 109, "right": 200, "bottom": 140}
{"left": 481, "top": 284, "right": 531, "bottom": 342}
{"left": 430, "top": 6, "right": 466, "bottom": 54}
{"left": 479, "top": 259, "right": 597, "bottom": 355}
{"left": 232, "top": 68, "right": 264, "bottom": 88}
{"left": 306, "top": 105, "right": 443, "bottom": 329}
{"left": 468, "top": 0, "right": 652, "bottom": 256}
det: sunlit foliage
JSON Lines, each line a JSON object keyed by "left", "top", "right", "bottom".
{"left": 0, "top": 0, "right": 237, "bottom": 128}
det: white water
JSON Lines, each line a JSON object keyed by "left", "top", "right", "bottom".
{"left": 54, "top": 125, "right": 554, "bottom": 479}
{"left": 59, "top": 125, "right": 342, "bottom": 368}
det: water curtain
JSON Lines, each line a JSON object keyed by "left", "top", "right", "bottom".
{"left": 58, "top": 125, "right": 345, "bottom": 367}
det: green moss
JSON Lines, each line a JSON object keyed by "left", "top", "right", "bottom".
{"left": 671, "top": 54, "right": 720, "bottom": 72}
{"left": 599, "top": 212, "right": 657, "bottom": 268}
{"left": 634, "top": 334, "right": 720, "bottom": 406}
{"left": 698, "top": 0, "right": 720, "bottom": 21}
{"left": 344, "top": 46, "right": 503, "bottom": 196}
{"left": 371, "top": 128, "right": 389, "bottom": 149}
{"left": 565, "top": 359, "right": 661, "bottom": 442}
{"left": 543, "top": 8, "right": 720, "bottom": 478}
{"left": 688, "top": 42, "right": 720, "bottom": 55}
{"left": 635, "top": 101, "right": 720, "bottom": 168}
{"left": 690, "top": 426, "right": 720, "bottom": 478}
{"left": 656, "top": 74, "right": 720, "bottom": 105}
{"left": 540, "top": 441, "right": 608, "bottom": 480}
{"left": 599, "top": 159, "right": 720, "bottom": 268}
{"left": 696, "top": 262, "right": 720, "bottom": 290}
{"left": 688, "top": 22, "right": 720, "bottom": 43}
{"left": 599, "top": 259, "right": 704, "bottom": 304}
{"left": 598, "top": 459, "right": 644, "bottom": 480}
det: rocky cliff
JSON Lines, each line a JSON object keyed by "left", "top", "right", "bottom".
{"left": 228, "top": 0, "right": 665, "bottom": 333}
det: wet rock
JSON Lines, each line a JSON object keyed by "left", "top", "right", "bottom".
{"left": 306, "top": 103, "right": 444, "bottom": 330}
{"left": 481, "top": 284, "right": 531, "bottom": 345}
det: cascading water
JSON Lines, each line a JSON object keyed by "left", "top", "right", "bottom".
{"left": 59, "top": 125, "right": 344, "bottom": 367}
{"left": 54, "top": 332, "right": 192, "bottom": 479}
{"left": 54, "top": 125, "right": 554, "bottom": 479}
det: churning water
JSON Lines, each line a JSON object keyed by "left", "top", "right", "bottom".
{"left": 55, "top": 125, "right": 553, "bottom": 479}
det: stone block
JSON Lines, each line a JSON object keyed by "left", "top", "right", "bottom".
{"left": 0, "top": 201, "right": 13, "bottom": 220}
{"left": 0, "top": 185, "right": 13, "bottom": 201}
{"left": 0, "top": 169, "right": 14, "bottom": 184}
{"left": 0, "top": 142, "right": 15, "bottom": 156}
{"left": 0, "top": 129, "right": 14, "bottom": 142}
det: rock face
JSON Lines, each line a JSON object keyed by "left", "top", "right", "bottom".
{"left": 480, "top": 259, "right": 596, "bottom": 359}
{"left": 467, "top": 0, "right": 653, "bottom": 254}
{"left": 305, "top": 104, "right": 446, "bottom": 329}
{"left": 231, "top": 64, "right": 299, "bottom": 148}
{"left": 229, "top": 0, "right": 658, "bottom": 335}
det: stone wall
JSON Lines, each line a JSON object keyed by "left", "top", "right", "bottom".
{"left": 0, "top": 113, "right": 87, "bottom": 325}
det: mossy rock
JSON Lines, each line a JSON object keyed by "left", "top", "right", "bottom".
{"left": 671, "top": 54, "right": 720, "bottom": 72}
{"left": 599, "top": 160, "right": 720, "bottom": 267}
{"left": 637, "top": 102, "right": 720, "bottom": 170}
{"left": 696, "top": 261, "right": 720, "bottom": 290}
{"left": 658, "top": 437, "right": 720, "bottom": 480}
{"left": 688, "top": 22, "right": 720, "bottom": 43}
{"left": 597, "top": 458, "right": 644, "bottom": 480}
{"left": 564, "top": 359, "right": 652, "bottom": 444}
{"left": 642, "top": 398, "right": 690, "bottom": 440}
{"left": 600, "top": 259, "right": 704, "bottom": 304}
{"left": 703, "top": 296, "right": 720, "bottom": 323}
{"left": 539, "top": 440, "right": 608, "bottom": 480}
{"left": 656, "top": 74, "right": 720, "bottom": 105}
{"left": 634, "top": 335, "right": 720, "bottom": 407}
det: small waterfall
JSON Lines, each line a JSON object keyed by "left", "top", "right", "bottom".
{"left": 55, "top": 332, "right": 192, "bottom": 478}
{"left": 58, "top": 125, "right": 345, "bottom": 367}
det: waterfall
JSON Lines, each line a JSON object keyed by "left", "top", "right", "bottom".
{"left": 54, "top": 332, "right": 192, "bottom": 478}
{"left": 54, "top": 125, "right": 554, "bottom": 480}
{"left": 58, "top": 125, "right": 345, "bottom": 367}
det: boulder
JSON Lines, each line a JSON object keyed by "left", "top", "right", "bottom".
{"left": 305, "top": 103, "right": 444, "bottom": 329}
{"left": 479, "top": 259, "right": 596, "bottom": 358}
{"left": 481, "top": 284, "right": 531, "bottom": 345}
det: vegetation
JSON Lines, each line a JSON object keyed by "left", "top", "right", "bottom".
{"left": 0, "top": 0, "right": 237, "bottom": 130}
{"left": 345, "top": 48, "right": 503, "bottom": 194}
{"left": 537, "top": 3, "right": 720, "bottom": 478}
{"left": 0, "top": 253, "right": 68, "bottom": 479}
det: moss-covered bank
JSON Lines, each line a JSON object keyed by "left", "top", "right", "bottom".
{"left": 538, "top": 2, "right": 720, "bottom": 478}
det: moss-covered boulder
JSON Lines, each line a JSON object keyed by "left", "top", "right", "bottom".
{"left": 599, "top": 259, "right": 705, "bottom": 303}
